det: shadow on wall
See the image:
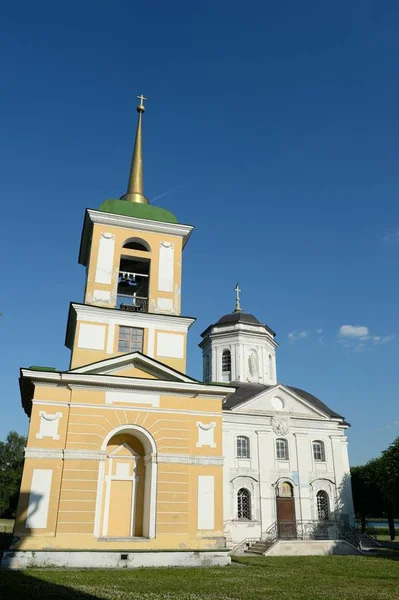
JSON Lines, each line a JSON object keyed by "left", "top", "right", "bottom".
{"left": 2, "top": 491, "right": 42, "bottom": 554}
{"left": 0, "top": 570, "right": 101, "bottom": 600}
{"left": 335, "top": 472, "right": 354, "bottom": 524}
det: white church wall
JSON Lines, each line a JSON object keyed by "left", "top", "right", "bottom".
{"left": 222, "top": 410, "right": 353, "bottom": 547}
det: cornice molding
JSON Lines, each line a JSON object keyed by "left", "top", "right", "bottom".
{"left": 70, "top": 302, "right": 196, "bottom": 330}
{"left": 21, "top": 369, "right": 233, "bottom": 398}
{"left": 87, "top": 209, "right": 194, "bottom": 246}
{"left": 158, "top": 453, "right": 224, "bottom": 466}
{"left": 24, "top": 448, "right": 63, "bottom": 460}
{"left": 25, "top": 448, "right": 107, "bottom": 461}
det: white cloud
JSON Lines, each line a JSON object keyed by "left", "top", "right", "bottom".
{"left": 288, "top": 331, "right": 308, "bottom": 343}
{"left": 374, "top": 335, "right": 395, "bottom": 345}
{"left": 339, "top": 325, "right": 369, "bottom": 338}
{"left": 338, "top": 325, "right": 395, "bottom": 351}
{"left": 316, "top": 328, "right": 323, "bottom": 334}
{"left": 383, "top": 229, "right": 399, "bottom": 246}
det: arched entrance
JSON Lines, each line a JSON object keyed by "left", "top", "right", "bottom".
{"left": 276, "top": 481, "right": 296, "bottom": 539}
{"left": 97, "top": 425, "right": 157, "bottom": 539}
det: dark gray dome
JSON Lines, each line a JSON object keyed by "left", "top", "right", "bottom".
{"left": 215, "top": 312, "right": 260, "bottom": 326}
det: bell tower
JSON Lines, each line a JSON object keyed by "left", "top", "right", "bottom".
{"left": 199, "top": 285, "right": 278, "bottom": 385}
{"left": 66, "top": 96, "right": 195, "bottom": 372}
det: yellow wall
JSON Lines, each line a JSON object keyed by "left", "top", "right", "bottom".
{"left": 15, "top": 378, "right": 225, "bottom": 551}
{"left": 85, "top": 224, "right": 183, "bottom": 314}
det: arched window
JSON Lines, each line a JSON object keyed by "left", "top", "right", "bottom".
{"left": 276, "top": 438, "right": 289, "bottom": 460}
{"left": 236, "top": 436, "right": 250, "bottom": 458}
{"left": 269, "top": 354, "right": 274, "bottom": 380}
{"left": 237, "top": 488, "right": 251, "bottom": 520}
{"left": 222, "top": 349, "right": 231, "bottom": 373}
{"left": 204, "top": 355, "right": 210, "bottom": 383}
{"left": 122, "top": 238, "right": 151, "bottom": 252}
{"left": 316, "top": 490, "right": 329, "bottom": 520}
{"left": 313, "top": 441, "right": 326, "bottom": 462}
{"left": 279, "top": 481, "right": 294, "bottom": 497}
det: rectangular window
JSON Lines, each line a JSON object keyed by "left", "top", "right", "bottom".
{"left": 276, "top": 439, "right": 289, "bottom": 460}
{"left": 118, "top": 326, "right": 144, "bottom": 353}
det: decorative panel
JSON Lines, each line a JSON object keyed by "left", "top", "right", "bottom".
{"left": 95, "top": 232, "right": 115, "bottom": 284}
{"left": 158, "top": 242, "right": 174, "bottom": 292}
{"left": 26, "top": 469, "right": 53, "bottom": 529}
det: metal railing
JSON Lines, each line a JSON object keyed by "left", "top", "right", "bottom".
{"left": 117, "top": 294, "right": 148, "bottom": 313}
{"left": 231, "top": 537, "right": 261, "bottom": 554}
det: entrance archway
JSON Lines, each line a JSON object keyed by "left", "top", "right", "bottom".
{"left": 276, "top": 481, "right": 296, "bottom": 539}
{"left": 97, "top": 425, "right": 157, "bottom": 539}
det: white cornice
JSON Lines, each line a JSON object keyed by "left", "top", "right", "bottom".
{"left": 70, "top": 302, "right": 196, "bottom": 330}
{"left": 21, "top": 369, "right": 234, "bottom": 398}
{"left": 157, "top": 453, "right": 224, "bottom": 466}
{"left": 87, "top": 209, "right": 194, "bottom": 247}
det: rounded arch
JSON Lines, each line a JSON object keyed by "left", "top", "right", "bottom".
{"left": 122, "top": 237, "right": 151, "bottom": 252}
{"left": 102, "top": 424, "right": 157, "bottom": 455}
{"left": 273, "top": 476, "right": 297, "bottom": 492}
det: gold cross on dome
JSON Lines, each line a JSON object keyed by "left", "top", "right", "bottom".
{"left": 234, "top": 283, "right": 242, "bottom": 312}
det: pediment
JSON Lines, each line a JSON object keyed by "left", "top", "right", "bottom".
{"left": 231, "top": 384, "right": 329, "bottom": 419}
{"left": 69, "top": 352, "right": 196, "bottom": 383}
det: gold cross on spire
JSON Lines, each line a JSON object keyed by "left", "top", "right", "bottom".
{"left": 234, "top": 283, "right": 242, "bottom": 312}
{"left": 137, "top": 94, "right": 147, "bottom": 112}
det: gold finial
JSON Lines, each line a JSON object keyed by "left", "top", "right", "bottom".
{"left": 234, "top": 283, "right": 242, "bottom": 312}
{"left": 120, "top": 94, "right": 149, "bottom": 204}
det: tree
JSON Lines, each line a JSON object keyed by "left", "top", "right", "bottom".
{"left": 351, "top": 460, "right": 386, "bottom": 533}
{"left": 0, "top": 431, "right": 26, "bottom": 518}
{"left": 379, "top": 436, "right": 399, "bottom": 540}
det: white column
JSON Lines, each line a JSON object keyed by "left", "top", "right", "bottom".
{"left": 330, "top": 435, "right": 354, "bottom": 524}
{"left": 143, "top": 453, "right": 158, "bottom": 538}
{"left": 211, "top": 346, "right": 217, "bottom": 382}
{"left": 256, "top": 430, "right": 275, "bottom": 534}
{"left": 294, "top": 433, "right": 311, "bottom": 522}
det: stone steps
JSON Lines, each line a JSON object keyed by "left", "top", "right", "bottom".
{"left": 244, "top": 540, "right": 272, "bottom": 555}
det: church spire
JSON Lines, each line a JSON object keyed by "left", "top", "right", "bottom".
{"left": 121, "top": 94, "right": 149, "bottom": 204}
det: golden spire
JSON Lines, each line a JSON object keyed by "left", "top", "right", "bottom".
{"left": 120, "top": 94, "right": 149, "bottom": 204}
{"left": 234, "top": 283, "right": 243, "bottom": 312}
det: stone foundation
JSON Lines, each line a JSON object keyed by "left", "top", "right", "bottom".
{"left": 265, "top": 540, "right": 361, "bottom": 556}
{"left": 1, "top": 549, "right": 231, "bottom": 569}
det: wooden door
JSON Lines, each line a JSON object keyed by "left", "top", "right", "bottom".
{"left": 276, "top": 497, "right": 297, "bottom": 539}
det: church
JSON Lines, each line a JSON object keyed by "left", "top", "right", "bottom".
{"left": 4, "top": 97, "right": 355, "bottom": 568}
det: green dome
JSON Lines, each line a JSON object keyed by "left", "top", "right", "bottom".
{"left": 98, "top": 199, "right": 178, "bottom": 224}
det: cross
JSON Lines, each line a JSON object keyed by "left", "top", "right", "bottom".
{"left": 234, "top": 283, "right": 242, "bottom": 312}
{"left": 137, "top": 94, "right": 148, "bottom": 107}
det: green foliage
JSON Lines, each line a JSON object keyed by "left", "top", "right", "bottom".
{"left": 0, "top": 431, "right": 26, "bottom": 518}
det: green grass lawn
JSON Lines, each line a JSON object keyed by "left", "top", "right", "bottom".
{"left": 1, "top": 556, "right": 399, "bottom": 600}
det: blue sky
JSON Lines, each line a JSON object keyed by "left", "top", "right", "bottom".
{"left": 1, "top": 1, "right": 398, "bottom": 465}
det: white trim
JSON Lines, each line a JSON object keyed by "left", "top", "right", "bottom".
{"left": 22, "top": 369, "right": 233, "bottom": 397}
{"left": 101, "top": 424, "right": 157, "bottom": 454}
{"left": 86, "top": 209, "right": 194, "bottom": 247}
{"left": 158, "top": 453, "right": 223, "bottom": 466}
{"left": 24, "top": 448, "right": 63, "bottom": 460}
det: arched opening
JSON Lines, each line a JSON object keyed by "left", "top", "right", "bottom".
{"left": 237, "top": 488, "right": 251, "bottom": 520}
{"left": 117, "top": 252, "right": 150, "bottom": 313}
{"left": 221, "top": 349, "right": 231, "bottom": 382}
{"left": 204, "top": 354, "right": 210, "bottom": 383}
{"left": 98, "top": 426, "right": 157, "bottom": 539}
{"left": 276, "top": 480, "right": 296, "bottom": 539}
{"left": 122, "top": 237, "right": 151, "bottom": 252}
{"left": 316, "top": 490, "right": 329, "bottom": 520}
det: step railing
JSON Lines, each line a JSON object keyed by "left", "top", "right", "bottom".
{"left": 231, "top": 537, "right": 261, "bottom": 554}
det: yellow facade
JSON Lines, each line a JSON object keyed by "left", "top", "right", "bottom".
{"left": 14, "top": 99, "right": 233, "bottom": 556}
{"left": 15, "top": 213, "right": 233, "bottom": 554}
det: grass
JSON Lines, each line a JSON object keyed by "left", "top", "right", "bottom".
{"left": 1, "top": 556, "right": 399, "bottom": 600}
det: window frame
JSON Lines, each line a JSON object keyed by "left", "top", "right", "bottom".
{"left": 221, "top": 349, "right": 231, "bottom": 373}
{"left": 118, "top": 326, "right": 144, "bottom": 353}
{"left": 276, "top": 438, "right": 289, "bottom": 460}
{"left": 237, "top": 487, "right": 252, "bottom": 520}
{"left": 316, "top": 490, "right": 329, "bottom": 520}
{"left": 312, "top": 440, "right": 326, "bottom": 462}
{"left": 236, "top": 435, "right": 251, "bottom": 459}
